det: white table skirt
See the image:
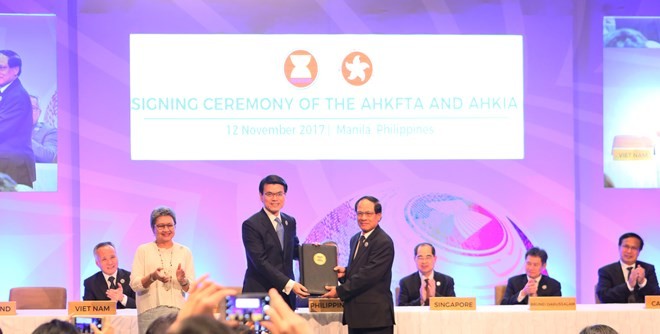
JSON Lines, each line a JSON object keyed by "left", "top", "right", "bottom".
{"left": 1, "top": 304, "right": 657, "bottom": 334}
{"left": 0, "top": 309, "right": 138, "bottom": 334}
{"left": 298, "top": 304, "right": 660, "bottom": 334}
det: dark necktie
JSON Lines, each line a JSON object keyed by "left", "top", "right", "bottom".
{"left": 424, "top": 278, "right": 431, "bottom": 306}
{"left": 108, "top": 276, "right": 118, "bottom": 289}
{"left": 275, "top": 217, "right": 284, "bottom": 250}
{"left": 353, "top": 235, "right": 366, "bottom": 259}
{"left": 627, "top": 266, "right": 636, "bottom": 303}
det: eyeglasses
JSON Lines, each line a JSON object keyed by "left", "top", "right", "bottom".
{"left": 155, "top": 224, "right": 176, "bottom": 230}
{"left": 264, "top": 192, "right": 285, "bottom": 198}
{"left": 356, "top": 211, "right": 376, "bottom": 217}
{"left": 416, "top": 255, "right": 434, "bottom": 261}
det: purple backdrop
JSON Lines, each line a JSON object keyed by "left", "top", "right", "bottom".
{"left": 0, "top": 0, "right": 659, "bottom": 306}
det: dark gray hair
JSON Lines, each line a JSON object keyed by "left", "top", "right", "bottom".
{"left": 92, "top": 241, "right": 115, "bottom": 258}
{"left": 150, "top": 206, "right": 177, "bottom": 230}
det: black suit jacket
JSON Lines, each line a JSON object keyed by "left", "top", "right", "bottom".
{"left": 501, "top": 274, "right": 562, "bottom": 305}
{"left": 337, "top": 225, "right": 395, "bottom": 329}
{"left": 82, "top": 268, "right": 136, "bottom": 309}
{"left": 242, "top": 209, "right": 299, "bottom": 309}
{"left": 398, "top": 270, "right": 456, "bottom": 306}
{"left": 0, "top": 78, "right": 35, "bottom": 186}
{"left": 597, "top": 261, "right": 660, "bottom": 303}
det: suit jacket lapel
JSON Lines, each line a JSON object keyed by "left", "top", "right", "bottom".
{"left": 281, "top": 214, "right": 290, "bottom": 256}
{"left": 347, "top": 234, "right": 359, "bottom": 272}
{"left": 95, "top": 272, "right": 108, "bottom": 298}
{"left": 261, "top": 209, "right": 283, "bottom": 254}
{"left": 433, "top": 272, "right": 442, "bottom": 296}
{"left": 351, "top": 226, "right": 381, "bottom": 268}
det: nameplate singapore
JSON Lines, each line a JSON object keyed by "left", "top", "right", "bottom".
{"left": 430, "top": 297, "right": 477, "bottom": 310}
{"left": 308, "top": 298, "right": 344, "bottom": 312}
{"left": 528, "top": 297, "right": 576, "bottom": 310}
{"left": 68, "top": 301, "right": 116, "bottom": 315}
{"left": 645, "top": 295, "right": 660, "bottom": 309}
{"left": 0, "top": 301, "right": 17, "bottom": 315}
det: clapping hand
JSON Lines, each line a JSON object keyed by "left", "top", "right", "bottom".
{"left": 635, "top": 266, "right": 646, "bottom": 285}
{"left": 106, "top": 284, "right": 124, "bottom": 303}
{"left": 176, "top": 263, "right": 187, "bottom": 284}
{"left": 522, "top": 279, "right": 538, "bottom": 297}
{"left": 628, "top": 268, "right": 640, "bottom": 287}
{"left": 153, "top": 267, "right": 171, "bottom": 283}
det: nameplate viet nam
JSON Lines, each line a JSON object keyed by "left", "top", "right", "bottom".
{"left": 645, "top": 295, "right": 660, "bottom": 309}
{"left": 0, "top": 301, "right": 17, "bottom": 315}
{"left": 308, "top": 298, "right": 343, "bottom": 312}
{"left": 68, "top": 301, "right": 116, "bottom": 315}
{"left": 528, "top": 297, "right": 576, "bottom": 310}
{"left": 430, "top": 297, "right": 476, "bottom": 310}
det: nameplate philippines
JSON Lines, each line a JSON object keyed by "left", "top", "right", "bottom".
{"left": 0, "top": 301, "right": 17, "bottom": 315}
{"left": 68, "top": 301, "right": 116, "bottom": 315}
{"left": 430, "top": 297, "right": 476, "bottom": 310}
{"left": 529, "top": 296, "right": 576, "bottom": 310}
{"left": 645, "top": 295, "right": 660, "bottom": 309}
{"left": 308, "top": 298, "right": 343, "bottom": 312}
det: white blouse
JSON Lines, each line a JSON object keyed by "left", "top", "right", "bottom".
{"left": 130, "top": 241, "right": 195, "bottom": 314}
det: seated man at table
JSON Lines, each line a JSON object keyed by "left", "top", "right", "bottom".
{"left": 501, "top": 247, "right": 561, "bottom": 305}
{"left": 83, "top": 241, "right": 136, "bottom": 308}
{"left": 596, "top": 232, "right": 660, "bottom": 303}
{"left": 398, "top": 242, "right": 455, "bottom": 306}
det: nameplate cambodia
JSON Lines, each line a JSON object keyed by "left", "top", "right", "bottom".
{"left": 68, "top": 301, "right": 116, "bottom": 315}
{"left": 308, "top": 298, "right": 343, "bottom": 312}
{"left": 0, "top": 301, "right": 17, "bottom": 315}
{"left": 529, "top": 296, "right": 576, "bottom": 310}
{"left": 430, "top": 297, "right": 476, "bottom": 310}
{"left": 645, "top": 295, "right": 660, "bottom": 309}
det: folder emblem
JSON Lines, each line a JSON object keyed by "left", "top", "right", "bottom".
{"left": 313, "top": 253, "right": 327, "bottom": 265}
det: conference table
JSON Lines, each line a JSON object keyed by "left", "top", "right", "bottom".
{"left": 0, "top": 309, "right": 137, "bottom": 334}
{"left": 299, "top": 304, "right": 658, "bottom": 334}
{"left": 0, "top": 304, "right": 657, "bottom": 333}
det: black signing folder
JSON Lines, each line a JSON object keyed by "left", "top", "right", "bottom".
{"left": 299, "top": 244, "right": 338, "bottom": 295}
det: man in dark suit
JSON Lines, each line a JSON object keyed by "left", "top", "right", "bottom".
{"left": 83, "top": 241, "right": 136, "bottom": 308}
{"left": 501, "top": 247, "right": 562, "bottom": 305}
{"left": 0, "top": 50, "right": 36, "bottom": 187}
{"left": 398, "top": 242, "right": 455, "bottom": 306}
{"left": 596, "top": 232, "right": 660, "bottom": 303}
{"left": 322, "top": 196, "right": 395, "bottom": 334}
{"left": 242, "top": 175, "right": 309, "bottom": 310}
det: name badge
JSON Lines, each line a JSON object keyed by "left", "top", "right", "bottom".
{"left": 430, "top": 297, "right": 476, "bottom": 310}
{"left": 529, "top": 296, "right": 576, "bottom": 310}
{"left": 68, "top": 301, "right": 116, "bottom": 315}
{"left": 0, "top": 301, "right": 17, "bottom": 315}
{"left": 308, "top": 298, "right": 343, "bottom": 312}
{"left": 645, "top": 295, "right": 660, "bottom": 309}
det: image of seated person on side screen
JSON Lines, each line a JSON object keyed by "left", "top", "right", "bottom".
{"left": 30, "top": 94, "right": 57, "bottom": 163}
{"left": 501, "top": 247, "right": 562, "bottom": 305}
{"left": 0, "top": 50, "right": 36, "bottom": 188}
{"left": 398, "top": 242, "right": 455, "bottom": 306}
{"left": 83, "top": 241, "right": 136, "bottom": 308}
{"left": 596, "top": 232, "right": 660, "bottom": 303}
